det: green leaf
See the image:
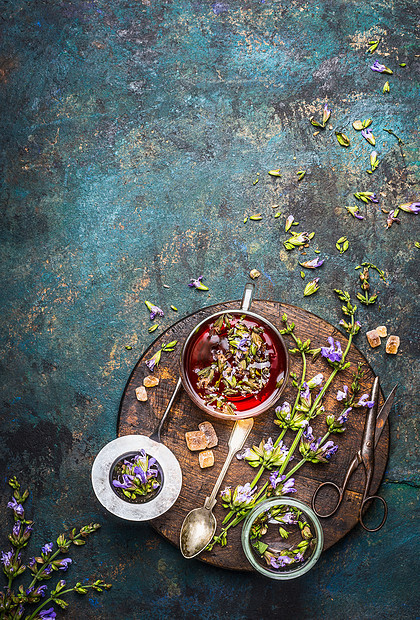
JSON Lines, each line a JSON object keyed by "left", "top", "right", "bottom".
{"left": 335, "top": 132, "right": 350, "bottom": 147}
{"left": 268, "top": 169, "right": 281, "bottom": 177}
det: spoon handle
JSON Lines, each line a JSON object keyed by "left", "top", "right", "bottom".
{"left": 204, "top": 418, "right": 254, "bottom": 510}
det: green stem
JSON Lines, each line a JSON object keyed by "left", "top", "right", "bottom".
{"left": 27, "top": 588, "right": 76, "bottom": 620}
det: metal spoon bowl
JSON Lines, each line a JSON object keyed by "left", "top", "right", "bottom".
{"left": 179, "top": 418, "right": 254, "bottom": 559}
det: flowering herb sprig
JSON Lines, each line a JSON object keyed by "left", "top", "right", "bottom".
{"left": 0, "top": 478, "right": 111, "bottom": 620}
{"left": 145, "top": 340, "right": 178, "bottom": 371}
{"left": 209, "top": 302, "right": 360, "bottom": 549}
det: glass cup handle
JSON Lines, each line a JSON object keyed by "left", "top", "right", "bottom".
{"left": 241, "top": 283, "right": 255, "bottom": 311}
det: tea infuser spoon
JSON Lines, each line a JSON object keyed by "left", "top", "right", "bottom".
{"left": 179, "top": 417, "right": 254, "bottom": 559}
{"left": 91, "top": 378, "right": 183, "bottom": 521}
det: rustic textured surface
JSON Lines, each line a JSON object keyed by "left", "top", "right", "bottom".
{"left": 118, "top": 300, "right": 389, "bottom": 570}
{"left": 0, "top": 0, "right": 419, "bottom": 618}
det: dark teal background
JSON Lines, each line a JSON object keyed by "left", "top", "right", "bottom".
{"left": 0, "top": 0, "right": 419, "bottom": 618}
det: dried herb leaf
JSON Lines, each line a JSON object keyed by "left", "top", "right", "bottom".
{"left": 336, "top": 237, "right": 349, "bottom": 254}
{"left": 268, "top": 169, "right": 282, "bottom": 177}
{"left": 297, "top": 170, "right": 306, "bottom": 181}
{"left": 249, "top": 214, "right": 262, "bottom": 221}
{"left": 249, "top": 269, "right": 261, "bottom": 279}
{"left": 303, "top": 278, "right": 320, "bottom": 296}
{"left": 148, "top": 324, "right": 158, "bottom": 333}
{"left": 383, "top": 81, "right": 390, "bottom": 93}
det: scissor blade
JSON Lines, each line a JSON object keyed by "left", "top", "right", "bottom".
{"left": 374, "top": 384, "right": 397, "bottom": 447}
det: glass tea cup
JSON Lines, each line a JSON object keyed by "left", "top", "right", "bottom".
{"left": 179, "top": 283, "right": 289, "bottom": 420}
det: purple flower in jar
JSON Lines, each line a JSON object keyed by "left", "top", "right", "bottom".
{"left": 270, "top": 555, "right": 293, "bottom": 569}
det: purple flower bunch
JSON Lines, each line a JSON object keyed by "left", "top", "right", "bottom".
{"left": 321, "top": 336, "right": 343, "bottom": 366}
{"left": 112, "top": 450, "right": 161, "bottom": 499}
{"left": 268, "top": 473, "right": 297, "bottom": 496}
{"left": 299, "top": 426, "right": 338, "bottom": 463}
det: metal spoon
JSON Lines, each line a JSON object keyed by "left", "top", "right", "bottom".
{"left": 179, "top": 417, "right": 254, "bottom": 559}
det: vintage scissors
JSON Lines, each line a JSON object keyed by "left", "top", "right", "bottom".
{"left": 312, "top": 378, "right": 397, "bottom": 532}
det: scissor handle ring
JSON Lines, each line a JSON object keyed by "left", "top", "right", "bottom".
{"left": 311, "top": 481, "right": 342, "bottom": 518}
{"left": 359, "top": 495, "right": 388, "bottom": 532}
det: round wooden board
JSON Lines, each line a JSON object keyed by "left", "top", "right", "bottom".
{"left": 117, "top": 300, "right": 389, "bottom": 571}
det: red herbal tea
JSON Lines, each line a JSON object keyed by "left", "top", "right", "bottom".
{"left": 182, "top": 312, "right": 287, "bottom": 417}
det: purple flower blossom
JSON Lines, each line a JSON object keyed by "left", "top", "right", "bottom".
{"left": 295, "top": 552, "right": 305, "bottom": 563}
{"left": 346, "top": 205, "right": 364, "bottom": 219}
{"left": 1, "top": 550, "right": 14, "bottom": 567}
{"left": 269, "top": 472, "right": 296, "bottom": 493}
{"left": 321, "top": 337, "right": 343, "bottom": 364}
{"left": 28, "top": 557, "right": 37, "bottom": 569}
{"left": 188, "top": 275, "right": 209, "bottom": 290}
{"left": 12, "top": 521, "right": 21, "bottom": 537}
{"left": 237, "top": 336, "right": 250, "bottom": 351}
{"left": 57, "top": 558, "right": 72, "bottom": 571}
{"left": 337, "top": 408, "right": 351, "bottom": 425}
{"left": 299, "top": 257, "right": 324, "bottom": 269}
{"left": 399, "top": 202, "right": 420, "bottom": 214}
{"left": 145, "top": 357, "right": 157, "bottom": 372}
{"left": 234, "top": 483, "right": 254, "bottom": 505}
{"left": 370, "top": 60, "right": 391, "bottom": 73}
{"left": 361, "top": 127, "right": 374, "bottom": 142}
{"left": 39, "top": 608, "right": 57, "bottom": 619}
{"left": 149, "top": 305, "right": 164, "bottom": 320}
{"left": 263, "top": 437, "right": 274, "bottom": 453}
{"left": 336, "top": 385, "right": 348, "bottom": 401}
{"left": 7, "top": 497, "right": 24, "bottom": 517}
{"left": 34, "top": 585, "right": 48, "bottom": 597}
{"left": 270, "top": 555, "right": 293, "bottom": 569}
{"left": 43, "top": 564, "right": 53, "bottom": 575}
{"left": 320, "top": 440, "right": 338, "bottom": 460}
{"left": 357, "top": 394, "right": 375, "bottom": 408}
{"left": 280, "top": 511, "right": 298, "bottom": 525}
{"left": 300, "top": 382, "right": 310, "bottom": 401}
{"left": 41, "top": 542, "right": 53, "bottom": 556}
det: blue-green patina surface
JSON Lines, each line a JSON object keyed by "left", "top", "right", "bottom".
{"left": 0, "top": 0, "right": 419, "bottom": 618}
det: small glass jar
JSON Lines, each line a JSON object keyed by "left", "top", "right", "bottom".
{"left": 241, "top": 497, "right": 324, "bottom": 579}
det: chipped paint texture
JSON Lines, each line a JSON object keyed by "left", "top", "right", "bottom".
{"left": 0, "top": 0, "right": 418, "bottom": 618}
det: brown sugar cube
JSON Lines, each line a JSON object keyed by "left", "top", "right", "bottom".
{"left": 366, "top": 329, "right": 381, "bottom": 348}
{"left": 143, "top": 375, "right": 159, "bottom": 388}
{"left": 386, "top": 335, "right": 400, "bottom": 354}
{"left": 135, "top": 386, "right": 148, "bottom": 402}
{"left": 198, "top": 421, "right": 218, "bottom": 448}
{"left": 185, "top": 430, "right": 207, "bottom": 451}
{"left": 199, "top": 450, "right": 214, "bottom": 469}
{"left": 376, "top": 326, "right": 388, "bottom": 338}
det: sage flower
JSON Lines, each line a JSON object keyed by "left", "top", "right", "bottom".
{"left": 39, "top": 608, "right": 57, "bottom": 619}
{"left": 322, "top": 103, "right": 331, "bottom": 125}
{"left": 145, "top": 349, "right": 161, "bottom": 372}
{"left": 354, "top": 191, "right": 379, "bottom": 204}
{"left": 300, "top": 428, "right": 338, "bottom": 463}
{"left": 1, "top": 550, "right": 14, "bottom": 568}
{"left": 361, "top": 128, "right": 376, "bottom": 145}
{"left": 274, "top": 402, "right": 308, "bottom": 431}
{"left": 268, "top": 472, "right": 296, "bottom": 495}
{"left": 299, "top": 258, "right": 324, "bottom": 269}
{"left": 7, "top": 497, "right": 24, "bottom": 518}
{"left": 221, "top": 483, "right": 256, "bottom": 511}
{"left": 188, "top": 275, "right": 209, "bottom": 290}
{"left": 346, "top": 205, "right": 364, "bottom": 219}
{"left": 356, "top": 394, "right": 375, "bottom": 408}
{"left": 386, "top": 210, "right": 400, "bottom": 228}
{"left": 269, "top": 554, "right": 293, "bottom": 569}
{"left": 326, "top": 407, "right": 351, "bottom": 433}
{"left": 321, "top": 336, "right": 343, "bottom": 365}
{"left": 277, "top": 511, "right": 298, "bottom": 525}
{"left": 245, "top": 438, "right": 289, "bottom": 470}
{"left": 41, "top": 542, "right": 53, "bottom": 556}
{"left": 56, "top": 557, "right": 72, "bottom": 570}
{"left": 336, "top": 385, "right": 348, "bottom": 401}
{"left": 144, "top": 300, "right": 164, "bottom": 320}
{"left": 398, "top": 202, "right": 420, "bottom": 214}
{"left": 370, "top": 60, "right": 393, "bottom": 74}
